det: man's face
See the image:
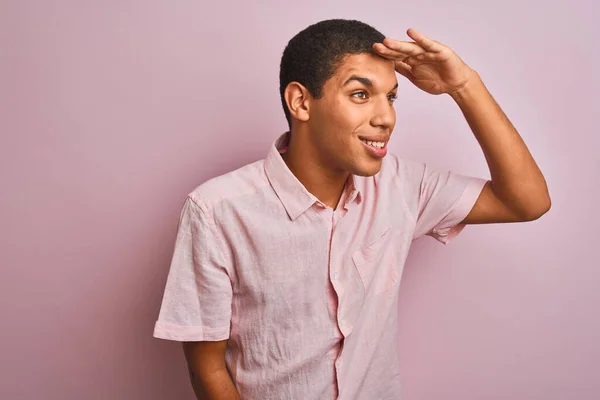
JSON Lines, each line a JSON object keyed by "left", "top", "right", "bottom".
{"left": 307, "top": 53, "right": 398, "bottom": 177}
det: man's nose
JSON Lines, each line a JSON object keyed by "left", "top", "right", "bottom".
{"left": 370, "top": 99, "right": 395, "bottom": 129}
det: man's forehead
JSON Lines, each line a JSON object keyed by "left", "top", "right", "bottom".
{"left": 334, "top": 53, "right": 396, "bottom": 86}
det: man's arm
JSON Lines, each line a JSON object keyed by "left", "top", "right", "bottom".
{"left": 182, "top": 340, "right": 240, "bottom": 400}
{"left": 449, "top": 71, "right": 551, "bottom": 223}
{"left": 373, "top": 29, "right": 551, "bottom": 224}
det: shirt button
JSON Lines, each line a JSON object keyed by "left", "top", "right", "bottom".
{"left": 333, "top": 272, "right": 339, "bottom": 280}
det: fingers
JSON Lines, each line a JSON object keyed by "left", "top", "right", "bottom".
{"left": 373, "top": 43, "right": 441, "bottom": 66}
{"left": 408, "top": 52, "right": 440, "bottom": 63}
{"left": 372, "top": 43, "right": 417, "bottom": 67}
{"left": 372, "top": 28, "right": 446, "bottom": 59}
{"left": 405, "top": 28, "right": 445, "bottom": 53}
{"left": 374, "top": 40, "right": 425, "bottom": 57}
{"left": 393, "top": 60, "right": 413, "bottom": 81}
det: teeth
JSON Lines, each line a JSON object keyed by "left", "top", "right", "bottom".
{"left": 361, "top": 139, "right": 385, "bottom": 149}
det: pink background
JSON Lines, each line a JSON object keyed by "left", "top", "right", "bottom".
{"left": 1, "top": 1, "right": 598, "bottom": 399}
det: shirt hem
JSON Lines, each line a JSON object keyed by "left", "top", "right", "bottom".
{"left": 153, "top": 321, "right": 230, "bottom": 342}
{"left": 435, "top": 177, "right": 488, "bottom": 245}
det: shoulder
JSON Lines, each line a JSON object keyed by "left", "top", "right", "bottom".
{"left": 187, "top": 159, "right": 269, "bottom": 212}
{"left": 379, "top": 152, "right": 426, "bottom": 187}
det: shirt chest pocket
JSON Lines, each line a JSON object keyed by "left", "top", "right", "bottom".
{"left": 352, "top": 226, "right": 399, "bottom": 297}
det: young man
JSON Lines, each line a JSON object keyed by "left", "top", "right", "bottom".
{"left": 153, "top": 19, "right": 550, "bottom": 400}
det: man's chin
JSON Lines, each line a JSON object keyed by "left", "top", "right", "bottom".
{"left": 350, "top": 161, "right": 383, "bottom": 177}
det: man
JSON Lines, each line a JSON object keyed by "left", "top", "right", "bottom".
{"left": 153, "top": 19, "right": 550, "bottom": 400}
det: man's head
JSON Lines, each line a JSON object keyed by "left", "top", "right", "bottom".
{"left": 279, "top": 19, "right": 398, "bottom": 177}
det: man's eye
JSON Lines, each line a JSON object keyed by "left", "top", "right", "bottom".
{"left": 352, "top": 91, "right": 368, "bottom": 100}
{"left": 388, "top": 94, "right": 398, "bottom": 103}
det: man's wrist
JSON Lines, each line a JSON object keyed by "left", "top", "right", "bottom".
{"left": 448, "top": 69, "right": 483, "bottom": 103}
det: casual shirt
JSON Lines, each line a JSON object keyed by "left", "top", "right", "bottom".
{"left": 154, "top": 131, "right": 488, "bottom": 399}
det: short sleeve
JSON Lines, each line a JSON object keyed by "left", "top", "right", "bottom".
{"left": 153, "top": 196, "right": 233, "bottom": 342}
{"left": 412, "top": 162, "right": 488, "bottom": 244}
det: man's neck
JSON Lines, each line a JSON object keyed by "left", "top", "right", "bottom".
{"left": 280, "top": 130, "right": 350, "bottom": 210}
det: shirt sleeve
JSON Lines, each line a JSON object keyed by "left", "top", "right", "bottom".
{"left": 412, "top": 162, "right": 488, "bottom": 245}
{"left": 153, "top": 196, "right": 233, "bottom": 342}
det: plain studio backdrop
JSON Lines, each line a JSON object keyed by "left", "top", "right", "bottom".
{"left": 1, "top": 1, "right": 598, "bottom": 399}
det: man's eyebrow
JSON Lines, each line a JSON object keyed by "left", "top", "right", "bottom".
{"left": 343, "top": 75, "right": 373, "bottom": 87}
{"left": 343, "top": 75, "right": 399, "bottom": 92}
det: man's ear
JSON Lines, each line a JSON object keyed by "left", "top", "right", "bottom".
{"left": 284, "top": 82, "right": 312, "bottom": 123}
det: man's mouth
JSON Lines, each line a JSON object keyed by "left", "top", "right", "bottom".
{"left": 359, "top": 138, "right": 386, "bottom": 149}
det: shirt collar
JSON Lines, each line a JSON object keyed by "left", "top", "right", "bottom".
{"left": 264, "top": 132, "right": 361, "bottom": 220}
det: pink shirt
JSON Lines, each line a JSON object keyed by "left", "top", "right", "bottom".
{"left": 154, "top": 132, "right": 487, "bottom": 399}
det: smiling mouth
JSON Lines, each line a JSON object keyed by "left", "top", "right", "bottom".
{"left": 359, "top": 138, "right": 386, "bottom": 149}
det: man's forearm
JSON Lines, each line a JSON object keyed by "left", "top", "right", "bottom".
{"left": 449, "top": 71, "right": 551, "bottom": 219}
{"left": 188, "top": 366, "right": 240, "bottom": 400}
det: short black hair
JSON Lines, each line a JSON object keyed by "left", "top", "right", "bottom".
{"left": 279, "top": 19, "right": 386, "bottom": 128}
